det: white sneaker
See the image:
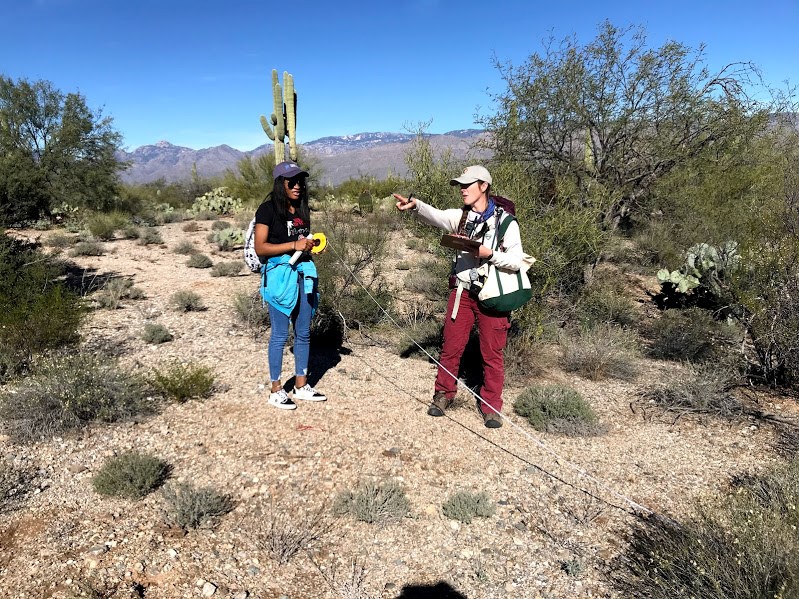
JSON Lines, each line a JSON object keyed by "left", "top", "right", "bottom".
{"left": 292, "top": 384, "right": 327, "bottom": 402}
{"left": 268, "top": 389, "right": 297, "bottom": 410}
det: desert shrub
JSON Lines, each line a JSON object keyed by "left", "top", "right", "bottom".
{"left": 611, "top": 458, "right": 799, "bottom": 598}
{"left": 187, "top": 253, "right": 213, "bottom": 268}
{"left": 0, "top": 235, "right": 86, "bottom": 378}
{"left": 150, "top": 361, "right": 214, "bottom": 402}
{"left": 211, "top": 220, "right": 232, "bottom": 230}
{"left": 210, "top": 261, "right": 242, "bottom": 277}
{"left": 648, "top": 307, "right": 737, "bottom": 362}
{"left": 70, "top": 241, "right": 104, "bottom": 256}
{"left": 639, "top": 363, "right": 742, "bottom": 419}
{"left": 559, "top": 324, "right": 640, "bottom": 380}
{"left": 392, "top": 319, "right": 443, "bottom": 361}
{"left": 312, "top": 210, "right": 395, "bottom": 342}
{"left": 504, "top": 327, "right": 546, "bottom": 382}
{"left": 442, "top": 491, "right": 495, "bottom": 523}
{"left": 92, "top": 452, "right": 170, "bottom": 499}
{"left": 395, "top": 260, "right": 413, "bottom": 271}
{"left": 253, "top": 495, "right": 331, "bottom": 565}
{"left": 94, "top": 277, "right": 143, "bottom": 309}
{"left": 576, "top": 277, "right": 638, "bottom": 328}
{"left": 141, "top": 323, "right": 173, "bottom": 344}
{"left": 333, "top": 479, "right": 410, "bottom": 525}
{"left": 232, "top": 291, "right": 270, "bottom": 336}
{"left": 44, "top": 232, "right": 76, "bottom": 249}
{"left": 173, "top": 240, "right": 196, "bottom": 255}
{"left": 120, "top": 223, "right": 140, "bottom": 239}
{"left": 182, "top": 221, "right": 200, "bottom": 232}
{"left": 0, "top": 352, "right": 154, "bottom": 443}
{"left": 86, "top": 212, "right": 128, "bottom": 241}
{"left": 513, "top": 384, "right": 603, "bottom": 436}
{"left": 169, "top": 290, "right": 206, "bottom": 312}
{"left": 137, "top": 227, "right": 163, "bottom": 245}
{"left": 403, "top": 256, "right": 450, "bottom": 302}
{"left": 162, "top": 481, "right": 233, "bottom": 530}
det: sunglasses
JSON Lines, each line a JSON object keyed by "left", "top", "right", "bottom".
{"left": 285, "top": 176, "right": 306, "bottom": 188}
{"left": 458, "top": 181, "right": 478, "bottom": 189}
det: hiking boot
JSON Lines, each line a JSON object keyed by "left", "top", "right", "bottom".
{"left": 482, "top": 411, "right": 502, "bottom": 429}
{"left": 293, "top": 384, "right": 327, "bottom": 402}
{"left": 427, "top": 392, "right": 453, "bottom": 417}
{"left": 268, "top": 389, "right": 297, "bottom": 410}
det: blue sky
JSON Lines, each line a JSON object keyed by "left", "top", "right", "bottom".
{"left": 2, "top": 0, "right": 796, "bottom": 151}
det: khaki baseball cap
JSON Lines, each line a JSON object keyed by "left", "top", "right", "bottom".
{"left": 450, "top": 165, "right": 492, "bottom": 186}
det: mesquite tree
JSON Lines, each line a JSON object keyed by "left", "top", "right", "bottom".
{"left": 480, "top": 21, "right": 767, "bottom": 228}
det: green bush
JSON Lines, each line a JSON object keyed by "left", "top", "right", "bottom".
{"left": 210, "top": 261, "right": 242, "bottom": 277}
{"left": 442, "top": 491, "right": 495, "bottom": 523}
{"left": 333, "top": 479, "right": 410, "bottom": 525}
{"left": 513, "top": 384, "right": 603, "bottom": 436}
{"left": 211, "top": 220, "right": 232, "bottom": 230}
{"left": 648, "top": 307, "right": 737, "bottom": 362}
{"left": 0, "top": 352, "right": 154, "bottom": 443}
{"left": 0, "top": 235, "right": 86, "bottom": 378}
{"left": 44, "top": 232, "right": 76, "bottom": 249}
{"left": 86, "top": 212, "right": 128, "bottom": 241}
{"left": 150, "top": 361, "right": 214, "bottom": 402}
{"left": 611, "top": 458, "right": 799, "bottom": 598}
{"left": 120, "top": 223, "right": 140, "bottom": 239}
{"left": 187, "top": 253, "right": 213, "bottom": 268}
{"left": 169, "top": 290, "right": 206, "bottom": 312}
{"left": 559, "top": 324, "right": 639, "bottom": 380}
{"left": 92, "top": 452, "right": 170, "bottom": 499}
{"left": 162, "top": 482, "right": 233, "bottom": 530}
{"left": 141, "top": 323, "right": 173, "bottom": 344}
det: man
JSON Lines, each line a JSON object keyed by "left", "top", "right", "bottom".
{"left": 393, "top": 165, "right": 526, "bottom": 428}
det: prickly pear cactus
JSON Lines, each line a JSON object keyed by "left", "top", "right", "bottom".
{"left": 189, "top": 188, "right": 242, "bottom": 216}
{"left": 657, "top": 241, "right": 740, "bottom": 296}
{"left": 260, "top": 69, "right": 297, "bottom": 163}
{"left": 213, "top": 227, "right": 245, "bottom": 251}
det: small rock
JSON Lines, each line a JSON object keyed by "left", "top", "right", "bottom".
{"left": 167, "top": 548, "right": 178, "bottom": 559}
{"left": 201, "top": 581, "right": 217, "bottom": 596}
{"left": 231, "top": 592, "right": 249, "bottom": 599}
{"left": 68, "top": 464, "right": 87, "bottom": 474}
{"left": 382, "top": 447, "right": 401, "bottom": 458}
{"left": 86, "top": 545, "right": 107, "bottom": 556}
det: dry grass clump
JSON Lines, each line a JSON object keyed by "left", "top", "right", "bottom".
{"left": 172, "top": 240, "right": 196, "bottom": 255}
{"left": 94, "top": 277, "right": 144, "bottom": 309}
{"left": 252, "top": 495, "right": 331, "bottom": 565}
{"left": 638, "top": 363, "right": 742, "bottom": 419}
{"left": 137, "top": 227, "right": 163, "bottom": 245}
{"left": 91, "top": 452, "right": 170, "bottom": 499}
{"left": 70, "top": 241, "right": 104, "bottom": 256}
{"left": 44, "top": 232, "right": 76, "bottom": 249}
{"left": 333, "top": 479, "right": 410, "bottom": 525}
{"left": 232, "top": 290, "right": 270, "bottom": 336}
{"left": 647, "top": 307, "right": 738, "bottom": 363}
{"left": 182, "top": 221, "right": 200, "bottom": 232}
{"left": 210, "top": 261, "right": 242, "bottom": 277}
{"left": 161, "top": 481, "right": 233, "bottom": 530}
{"left": 169, "top": 290, "right": 206, "bottom": 312}
{"left": 559, "top": 324, "right": 640, "bottom": 380}
{"left": 513, "top": 384, "right": 605, "bottom": 436}
{"left": 0, "top": 352, "right": 154, "bottom": 442}
{"left": 150, "top": 361, "right": 214, "bottom": 402}
{"left": 141, "top": 323, "right": 173, "bottom": 344}
{"left": 611, "top": 458, "right": 799, "bottom": 598}
{"left": 186, "top": 253, "right": 213, "bottom": 268}
{"left": 576, "top": 277, "right": 639, "bottom": 328}
{"left": 442, "top": 491, "right": 495, "bottom": 523}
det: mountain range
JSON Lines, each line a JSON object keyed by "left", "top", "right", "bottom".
{"left": 117, "top": 130, "right": 487, "bottom": 187}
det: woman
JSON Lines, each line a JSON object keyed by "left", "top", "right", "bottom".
{"left": 254, "top": 160, "right": 326, "bottom": 410}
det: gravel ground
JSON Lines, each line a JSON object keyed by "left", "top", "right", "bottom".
{"left": 0, "top": 221, "right": 788, "bottom": 599}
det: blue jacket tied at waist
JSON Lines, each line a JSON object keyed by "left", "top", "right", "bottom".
{"left": 261, "top": 254, "right": 319, "bottom": 316}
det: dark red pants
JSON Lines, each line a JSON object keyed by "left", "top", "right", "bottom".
{"left": 435, "top": 289, "right": 511, "bottom": 414}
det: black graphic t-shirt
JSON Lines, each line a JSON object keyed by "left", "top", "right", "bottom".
{"left": 255, "top": 200, "right": 310, "bottom": 245}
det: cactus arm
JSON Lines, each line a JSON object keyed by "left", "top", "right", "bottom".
{"left": 260, "top": 115, "right": 275, "bottom": 140}
{"left": 285, "top": 72, "right": 298, "bottom": 161}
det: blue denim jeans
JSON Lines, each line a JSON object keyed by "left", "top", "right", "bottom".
{"left": 267, "top": 285, "right": 313, "bottom": 383}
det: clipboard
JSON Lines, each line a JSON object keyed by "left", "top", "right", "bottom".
{"left": 440, "top": 234, "right": 481, "bottom": 252}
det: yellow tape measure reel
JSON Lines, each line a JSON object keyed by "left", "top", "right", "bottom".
{"left": 310, "top": 232, "right": 327, "bottom": 254}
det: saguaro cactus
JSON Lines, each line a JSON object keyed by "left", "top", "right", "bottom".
{"left": 260, "top": 69, "right": 297, "bottom": 163}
